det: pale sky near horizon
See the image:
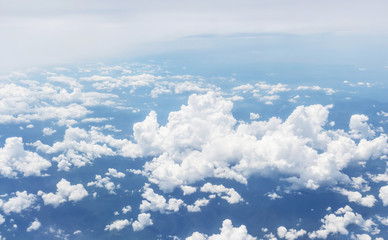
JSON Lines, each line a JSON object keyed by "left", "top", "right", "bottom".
{"left": 1, "top": 0, "right": 388, "bottom": 71}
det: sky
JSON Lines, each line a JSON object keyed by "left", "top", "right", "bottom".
{"left": 0, "top": 1, "right": 388, "bottom": 240}
{"left": 1, "top": 0, "right": 388, "bottom": 72}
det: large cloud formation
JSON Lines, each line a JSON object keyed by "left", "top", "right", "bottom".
{"left": 122, "top": 92, "right": 387, "bottom": 192}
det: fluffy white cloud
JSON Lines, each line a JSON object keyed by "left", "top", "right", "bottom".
{"left": 296, "top": 85, "right": 335, "bottom": 95}
{"left": 334, "top": 188, "right": 376, "bottom": 207}
{"left": 132, "top": 213, "right": 153, "bottom": 232}
{"left": 0, "top": 214, "right": 4, "bottom": 224}
{"left": 187, "top": 198, "right": 210, "bottom": 212}
{"left": 378, "top": 185, "right": 388, "bottom": 206}
{"left": 121, "top": 92, "right": 388, "bottom": 192}
{"left": 122, "top": 205, "right": 132, "bottom": 214}
{"left": 181, "top": 185, "right": 197, "bottom": 195}
{"left": 186, "top": 219, "right": 256, "bottom": 240}
{"left": 33, "top": 127, "right": 117, "bottom": 171}
{"left": 38, "top": 178, "right": 88, "bottom": 207}
{"left": 266, "top": 192, "right": 282, "bottom": 200}
{"left": 26, "top": 218, "right": 41, "bottom": 232}
{"left": 351, "top": 234, "right": 371, "bottom": 240}
{"left": 200, "top": 183, "right": 243, "bottom": 204}
{"left": 309, "top": 206, "right": 378, "bottom": 239}
{"left": 42, "top": 127, "right": 56, "bottom": 136}
{"left": 104, "top": 219, "right": 130, "bottom": 231}
{"left": 0, "top": 137, "right": 51, "bottom": 178}
{"left": 106, "top": 168, "right": 125, "bottom": 178}
{"left": 87, "top": 175, "right": 118, "bottom": 194}
{"left": 250, "top": 113, "right": 260, "bottom": 120}
{"left": 349, "top": 115, "right": 375, "bottom": 139}
{"left": 277, "top": 226, "right": 306, "bottom": 240}
{"left": 139, "top": 184, "right": 183, "bottom": 213}
{"left": 0, "top": 191, "right": 36, "bottom": 215}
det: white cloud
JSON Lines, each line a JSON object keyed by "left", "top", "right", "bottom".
{"left": 334, "top": 188, "right": 376, "bottom": 207}
{"left": 43, "top": 127, "right": 56, "bottom": 136}
{"left": 233, "top": 84, "right": 254, "bottom": 93}
{"left": 0, "top": 191, "right": 36, "bottom": 215}
{"left": 378, "top": 185, "right": 388, "bottom": 206}
{"left": 309, "top": 205, "right": 378, "bottom": 239}
{"left": 38, "top": 178, "right": 88, "bottom": 207}
{"left": 122, "top": 92, "right": 388, "bottom": 193}
{"left": 200, "top": 183, "right": 243, "bottom": 204}
{"left": 296, "top": 85, "right": 335, "bottom": 95}
{"left": 87, "top": 175, "right": 118, "bottom": 194}
{"left": 122, "top": 205, "right": 132, "bottom": 214}
{"left": 33, "top": 127, "right": 117, "bottom": 171}
{"left": 0, "top": 137, "right": 51, "bottom": 178}
{"left": 351, "top": 176, "right": 371, "bottom": 192}
{"left": 277, "top": 226, "right": 306, "bottom": 240}
{"left": 351, "top": 234, "right": 371, "bottom": 240}
{"left": 187, "top": 198, "right": 210, "bottom": 212}
{"left": 349, "top": 115, "right": 375, "bottom": 139}
{"left": 104, "top": 219, "right": 130, "bottom": 231}
{"left": 266, "top": 192, "right": 282, "bottom": 200}
{"left": 250, "top": 113, "right": 260, "bottom": 120}
{"left": 26, "top": 218, "right": 41, "bottom": 232}
{"left": 186, "top": 219, "right": 256, "bottom": 240}
{"left": 106, "top": 168, "right": 125, "bottom": 178}
{"left": 255, "top": 82, "right": 290, "bottom": 95}
{"left": 132, "top": 213, "right": 153, "bottom": 232}
{"left": 0, "top": 214, "right": 4, "bottom": 224}
{"left": 139, "top": 184, "right": 183, "bottom": 213}
{"left": 181, "top": 185, "right": 197, "bottom": 195}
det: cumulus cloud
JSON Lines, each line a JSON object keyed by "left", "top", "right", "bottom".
{"left": 334, "top": 188, "right": 376, "bottom": 207}
{"left": 43, "top": 127, "right": 56, "bottom": 136}
{"left": 33, "top": 127, "right": 117, "bottom": 171}
{"left": 132, "top": 213, "right": 153, "bottom": 232}
{"left": 26, "top": 218, "right": 41, "bottom": 232}
{"left": 187, "top": 198, "right": 210, "bottom": 212}
{"left": 309, "top": 205, "right": 378, "bottom": 239}
{"left": 181, "top": 185, "right": 197, "bottom": 195}
{"left": 186, "top": 219, "right": 256, "bottom": 240}
{"left": 200, "top": 183, "right": 243, "bottom": 204}
{"left": 277, "top": 226, "right": 306, "bottom": 240}
{"left": 121, "top": 92, "right": 387, "bottom": 192}
{"left": 122, "top": 205, "right": 132, "bottom": 214}
{"left": 379, "top": 185, "right": 388, "bottom": 206}
{"left": 104, "top": 219, "right": 130, "bottom": 231}
{"left": 105, "top": 168, "right": 125, "bottom": 178}
{"left": 349, "top": 115, "right": 375, "bottom": 139}
{"left": 0, "top": 137, "right": 51, "bottom": 178}
{"left": 139, "top": 184, "right": 183, "bottom": 213}
{"left": 87, "top": 175, "right": 118, "bottom": 194}
{"left": 0, "top": 191, "right": 36, "bottom": 215}
{"left": 38, "top": 178, "right": 88, "bottom": 207}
